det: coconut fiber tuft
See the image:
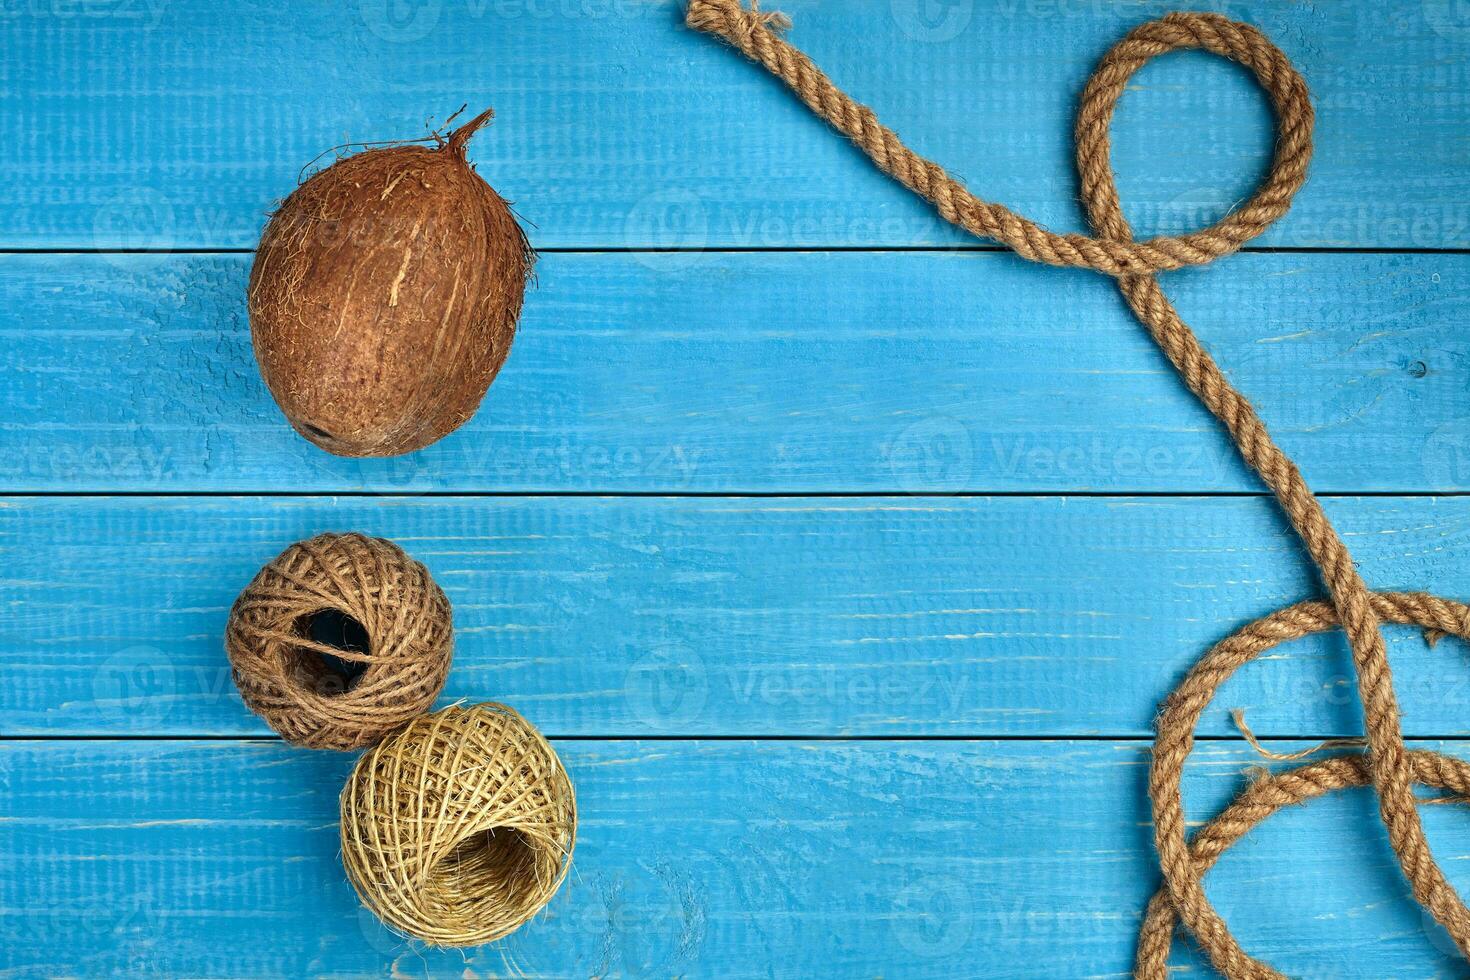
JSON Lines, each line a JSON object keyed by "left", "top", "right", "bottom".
{"left": 339, "top": 703, "right": 576, "bottom": 946}
{"left": 226, "top": 532, "right": 453, "bottom": 750}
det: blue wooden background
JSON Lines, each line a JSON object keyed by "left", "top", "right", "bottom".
{"left": 2, "top": 0, "right": 1470, "bottom": 976}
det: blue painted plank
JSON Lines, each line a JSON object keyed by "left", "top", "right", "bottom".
{"left": 2, "top": 738, "right": 1467, "bottom": 977}
{"left": 1, "top": 1, "right": 1467, "bottom": 249}
{"left": 2, "top": 251, "right": 1467, "bottom": 493}
{"left": 7, "top": 494, "right": 1470, "bottom": 739}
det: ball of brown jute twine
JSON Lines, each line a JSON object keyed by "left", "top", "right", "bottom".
{"left": 226, "top": 532, "right": 453, "bottom": 750}
{"left": 687, "top": 4, "right": 1470, "bottom": 976}
{"left": 339, "top": 702, "right": 576, "bottom": 946}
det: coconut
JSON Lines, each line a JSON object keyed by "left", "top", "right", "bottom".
{"left": 247, "top": 109, "right": 531, "bottom": 457}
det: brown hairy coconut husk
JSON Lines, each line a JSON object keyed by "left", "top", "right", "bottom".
{"left": 248, "top": 109, "right": 532, "bottom": 457}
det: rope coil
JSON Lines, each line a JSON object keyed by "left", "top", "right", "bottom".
{"left": 226, "top": 532, "right": 454, "bottom": 750}
{"left": 685, "top": 3, "right": 1470, "bottom": 974}
{"left": 339, "top": 702, "right": 577, "bottom": 946}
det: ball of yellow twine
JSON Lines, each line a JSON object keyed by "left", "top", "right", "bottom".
{"left": 225, "top": 532, "right": 454, "bottom": 750}
{"left": 339, "top": 703, "right": 577, "bottom": 946}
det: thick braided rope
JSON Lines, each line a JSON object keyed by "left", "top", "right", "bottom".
{"left": 1135, "top": 746, "right": 1470, "bottom": 978}
{"left": 685, "top": 2, "right": 1470, "bottom": 974}
{"left": 686, "top": 2, "right": 1308, "bottom": 275}
{"left": 1137, "top": 590, "right": 1470, "bottom": 978}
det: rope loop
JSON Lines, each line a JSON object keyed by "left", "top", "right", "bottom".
{"left": 1074, "top": 12, "right": 1314, "bottom": 264}
{"left": 686, "top": 3, "right": 1470, "bottom": 975}
{"left": 686, "top": 0, "right": 1312, "bottom": 276}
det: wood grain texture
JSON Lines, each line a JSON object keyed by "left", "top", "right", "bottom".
{"left": 7, "top": 494, "right": 1470, "bottom": 739}
{"left": 3, "top": 251, "right": 1467, "bottom": 493}
{"left": 3, "top": 738, "right": 1468, "bottom": 978}
{"left": 1, "top": 1, "right": 1467, "bottom": 250}
{"left": 6, "top": 2, "right": 1470, "bottom": 974}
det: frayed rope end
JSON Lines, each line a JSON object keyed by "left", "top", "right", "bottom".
{"left": 1231, "top": 707, "right": 1365, "bottom": 763}
{"left": 686, "top": 0, "right": 791, "bottom": 41}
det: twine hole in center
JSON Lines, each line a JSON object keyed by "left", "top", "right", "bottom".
{"left": 430, "top": 826, "right": 541, "bottom": 902}
{"left": 288, "top": 608, "right": 371, "bottom": 697}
